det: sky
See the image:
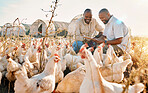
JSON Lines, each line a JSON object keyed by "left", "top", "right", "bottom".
{"left": 0, "top": 0, "right": 148, "bottom": 36}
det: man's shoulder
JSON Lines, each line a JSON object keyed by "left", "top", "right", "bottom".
{"left": 91, "top": 18, "right": 97, "bottom": 21}
{"left": 77, "top": 17, "right": 83, "bottom": 22}
{"left": 77, "top": 17, "right": 97, "bottom": 22}
{"left": 112, "top": 16, "right": 124, "bottom": 25}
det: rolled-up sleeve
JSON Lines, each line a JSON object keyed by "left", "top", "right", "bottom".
{"left": 113, "top": 22, "right": 124, "bottom": 39}
{"left": 74, "top": 20, "right": 83, "bottom": 41}
{"left": 94, "top": 19, "right": 104, "bottom": 32}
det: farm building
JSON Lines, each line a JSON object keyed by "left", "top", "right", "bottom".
{"left": 0, "top": 23, "right": 30, "bottom": 37}
{"left": 1, "top": 23, "right": 13, "bottom": 36}
{"left": 22, "top": 23, "right": 31, "bottom": 35}
{"left": 30, "top": 19, "right": 69, "bottom": 37}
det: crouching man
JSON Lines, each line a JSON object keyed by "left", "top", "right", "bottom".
{"left": 93, "top": 8, "right": 130, "bottom": 56}
{"left": 71, "top": 8, "right": 104, "bottom": 53}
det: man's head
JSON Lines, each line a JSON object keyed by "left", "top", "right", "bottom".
{"left": 99, "top": 8, "right": 111, "bottom": 24}
{"left": 83, "top": 9, "right": 92, "bottom": 24}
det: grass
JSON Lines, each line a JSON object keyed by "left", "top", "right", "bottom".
{"left": 122, "top": 36, "right": 148, "bottom": 93}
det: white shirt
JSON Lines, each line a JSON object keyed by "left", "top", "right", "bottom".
{"left": 103, "top": 16, "right": 130, "bottom": 52}
{"left": 73, "top": 17, "right": 103, "bottom": 41}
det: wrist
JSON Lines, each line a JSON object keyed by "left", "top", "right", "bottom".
{"left": 104, "top": 40, "right": 107, "bottom": 44}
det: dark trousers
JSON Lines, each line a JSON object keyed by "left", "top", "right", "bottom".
{"left": 103, "top": 44, "right": 124, "bottom": 57}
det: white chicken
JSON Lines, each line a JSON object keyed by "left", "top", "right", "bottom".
{"left": 56, "top": 65, "right": 86, "bottom": 92}
{"left": 66, "top": 45, "right": 76, "bottom": 55}
{"left": 47, "top": 44, "right": 65, "bottom": 83}
{"left": 79, "top": 45, "right": 144, "bottom": 93}
{"left": 0, "top": 56, "right": 7, "bottom": 72}
{"left": 14, "top": 54, "right": 61, "bottom": 93}
{"left": 93, "top": 45, "right": 103, "bottom": 66}
{"left": 103, "top": 45, "right": 123, "bottom": 66}
{"left": 15, "top": 43, "right": 26, "bottom": 63}
{"left": 0, "top": 71, "right": 2, "bottom": 85}
{"left": 93, "top": 43, "right": 104, "bottom": 62}
{"left": 99, "top": 59, "right": 133, "bottom": 82}
{"left": 23, "top": 56, "right": 39, "bottom": 77}
{"left": 24, "top": 45, "right": 40, "bottom": 70}
{"left": 6, "top": 55, "right": 21, "bottom": 81}
{"left": 93, "top": 45, "right": 133, "bottom": 82}
{"left": 64, "top": 53, "right": 84, "bottom": 71}
{"left": 5, "top": 46, "right": 18, "bottom": 55}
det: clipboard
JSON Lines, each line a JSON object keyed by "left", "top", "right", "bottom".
{"left": 83, "top": 37, "right": 96, "bottom": 41}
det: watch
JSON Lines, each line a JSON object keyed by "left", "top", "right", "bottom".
{"left": 105, "top": 40, "right": 107, "bottom": 44}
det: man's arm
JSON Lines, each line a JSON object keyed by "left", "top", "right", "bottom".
{"left": 94, "top": 32, "right": 103, "bottom": 38}
{"left": 94, "top": 36, "right": 122, "bottom": 45}
{"left": 106, "top": 37, "right": 122, "bottom": 45}
{"left": 94, "top": 19, "right": 104, "bottom": 38}
{"left": 93, "top": 35, "right": 106, "bottom": 44}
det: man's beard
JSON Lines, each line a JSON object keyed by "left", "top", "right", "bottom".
{"left": 84, "top": 19, "right": 91, "bottom": 24}
{"left": 103, "top": 19, "right": 109, "bottom": 24}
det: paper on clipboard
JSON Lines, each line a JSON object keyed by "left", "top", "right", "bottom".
{"left": 83, "top": 37, "right": 96, "bottom": 41}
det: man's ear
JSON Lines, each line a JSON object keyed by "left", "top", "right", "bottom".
{"left": 107, "top": 13, "right": 110, "bottom": 17}
{"left": 83, "top": 13, "right": 86, "bottom": 17}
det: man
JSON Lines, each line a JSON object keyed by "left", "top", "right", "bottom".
{"left": 94, "top": 8, "right": 130, "bottom": 56}
{"left": 72, "top": 9, "right": 104, "bottom": 53}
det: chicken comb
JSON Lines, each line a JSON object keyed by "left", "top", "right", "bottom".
{"left": 132, "top": 42, "right": 136, "bottom": 46}
{"left": 37, "top": 46, "right": 42, "bottom": 53}
{"left": 56, "top": 46, "right": 61, "bottom": 50}
{"left": 89, "top": 47, "right": 94, "bottom": 52}
{"left": 79, "top": 47, "right": 85, "bottom": 53}
{"left": 102, "top": 43, "right": 105, "bottom": 47}
{"left": 54, "top": 54, "right": 60, "bottom": 58}
{"left": 66, "top": 44, "right": 69, "bottom": 48}
{"left": 51, "top": 42, "right": 54, "bottom": 46}
{"left": 85, "top": 43, "right": 89, "bottom": 47}
{"left": 98, "top": 46, "right": 101, "bottom": 49}
{"left": 21, "top": 43, "right": 26, "bottom": 48}
{"left": 108, "top": 44, "right": 111, "bottom": 48}
{"left": 53, "top": 90, "right": 56, "bottom": 93}
{"left": 22, "top": 43, "right": 25, "bottom": 45}
{"left": 45, "top": 43, "right": 49, "bottom": 48}
{"left": 15, "top": 46, "right": 18, "bottom": 50}
{"left": 38, "top": 46, "right": 41, "bottom": 50}
{"left": 40, "top": 39, "right": 43, "bottom": 42}
{"left": 98, "top": 46, "right": 101, "bottom": 52}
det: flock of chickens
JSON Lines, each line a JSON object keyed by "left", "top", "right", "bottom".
{"left": 0, "top": 37, "right": 145, "bottom": 93}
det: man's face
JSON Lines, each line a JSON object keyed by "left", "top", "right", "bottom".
{"left": 84, "top": 12, "right": 92, "bottom": 24}
{"left": 99, "top": 12, "right": 110, "bottom": 24}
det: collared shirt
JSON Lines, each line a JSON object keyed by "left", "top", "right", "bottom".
{"left": 74, "top": 17, "right": 103, "bottom": 41}
{"left": 103, "top": 16, "right": 130, "bottom": 52}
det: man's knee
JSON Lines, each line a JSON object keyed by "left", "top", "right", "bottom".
{"left": 72, "top": 41, "right": 83, "bottom": 53}
{"left": 103, "top": 44, "right": 124, "bottom": 56}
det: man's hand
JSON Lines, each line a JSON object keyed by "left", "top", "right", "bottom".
{"left": 93, "top": 38, "right": 105, "bottom": 44}
{"left": 94, "top": 32, "right": 103, "bottom": 38}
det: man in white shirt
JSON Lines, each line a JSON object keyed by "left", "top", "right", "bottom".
{"left": 94, "top": 8, "right": 130, "bottom": 56}
{"left": 72, "top": 9, "right": 103, "bottom": 53}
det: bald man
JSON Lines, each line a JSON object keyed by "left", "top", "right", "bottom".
{"left": 94, "top": 8, "right": 130, "bottom": 56}
{"left": 72, "top": 9, "right": 103, "bottom": 53}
